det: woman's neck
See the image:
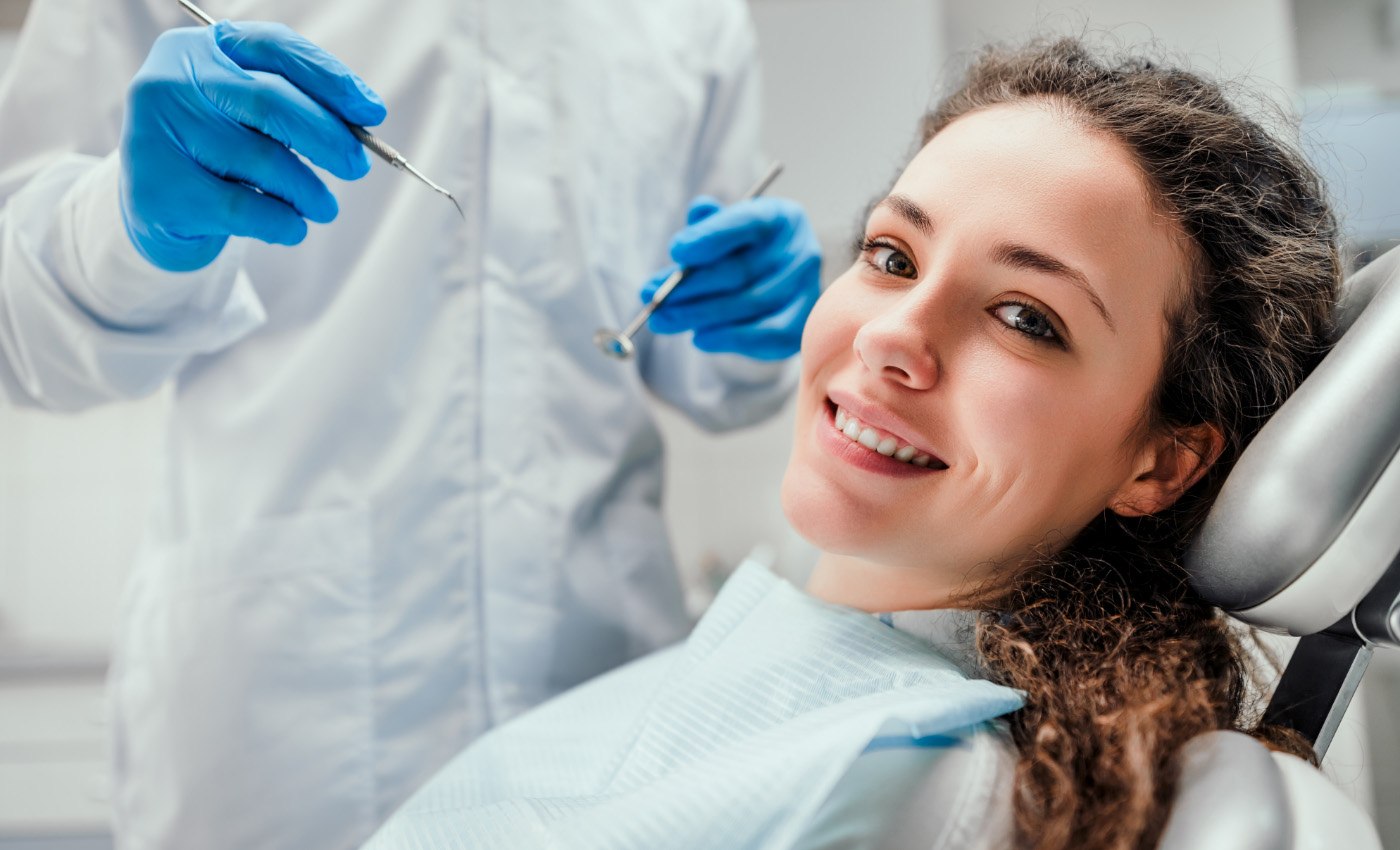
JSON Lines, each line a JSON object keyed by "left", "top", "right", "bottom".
{"left": 805, "top": 552, "right": 975, "bottom": 612}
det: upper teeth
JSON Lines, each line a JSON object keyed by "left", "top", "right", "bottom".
{"left": 834, "top": 407, "right": 936, "bottom": 467}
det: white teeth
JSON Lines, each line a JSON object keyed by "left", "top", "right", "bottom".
{"left": 830, "top": 405, "right": 941, "bottom": 468}
{"left": 857, "top": 428, "right": 880, "bottom": 450}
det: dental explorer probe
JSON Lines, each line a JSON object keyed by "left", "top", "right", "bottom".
{"left": 176, "top": 0, "right": 465, "bottom": 221}
{"left": 594, "top": 161, "right": 784, "bottom": 361}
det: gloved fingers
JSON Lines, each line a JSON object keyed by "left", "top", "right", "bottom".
{"left": 131, "top": 152, "right": 309, "bottom": 246}
{"left": 197, "top": 172, "right": 311, "bottom": 246}
{"left": 180, "top": 115, "right": 339, "bottom": 223}
{"left": 668, "top": 197, "right": 799, "bottom": 267}
{"left": 648, "top": 256, "right": 819, "bottom": 334}
{"left": 689, "top": 296, "right": 814, "bottom": 361}
{"left": 686, "top": 195, "right": 722, "bottom": 225}
{"left": 197, "top": 67, "right": 370, "bottom": 181}
{"left": 211, "top": 20, "right": 386, "bottom": 127}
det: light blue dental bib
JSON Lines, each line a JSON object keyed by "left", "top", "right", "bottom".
{"left": 362, "top": 562, "right": 1024, "bottom": 850}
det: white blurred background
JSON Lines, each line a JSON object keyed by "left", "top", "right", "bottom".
{"left": 1, "top": 1, "right": 1397, "bottom": 847}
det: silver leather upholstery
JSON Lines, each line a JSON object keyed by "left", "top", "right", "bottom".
{"left": 1187, "top": 247, "right": 1400, "bottom": 624}
{"left": 1157, "top": 731, "right": 1292, "bottom": 850}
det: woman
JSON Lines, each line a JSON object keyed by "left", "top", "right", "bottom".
{"left": 363, "top": 38, "right": 1342, "bottom": 850}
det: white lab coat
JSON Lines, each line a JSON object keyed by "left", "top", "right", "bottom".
{"left": 0, "top": 1, "right": 792, "bottom": 847}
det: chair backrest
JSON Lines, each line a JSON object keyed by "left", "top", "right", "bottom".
{"left": 865, "top": 726, "right": 1382, "bottom": 850}
{"left": 1184, "top": 245, "right": 1400, "bottom": 757}
{"left": 1186, "top": 245, "right": 1400, "bottom": 637}
{"left": 1157, "top": 730, "right": 1381, "bottom": 850}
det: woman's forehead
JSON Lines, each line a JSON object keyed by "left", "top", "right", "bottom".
{"left": 888, "top": 103, "right": 1192, "bottom": 324}
{"left": 898, "top": 104, "right": 1153, "bottom": 221}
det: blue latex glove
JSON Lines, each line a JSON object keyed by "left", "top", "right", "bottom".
{"left": 119, "top": 21, "right": 386, "bottom": 272}
{"left": 642, "top": 196, "right": 821, "bottom": 361}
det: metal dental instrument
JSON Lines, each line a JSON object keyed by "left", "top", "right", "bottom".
{"left": 594, "top": 161, "right": 784, "bottom": 361}
{"left": 177, "top": 0, "right": 465, "bottom": 221}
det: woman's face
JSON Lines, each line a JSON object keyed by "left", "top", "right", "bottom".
{"left": 782, "top": 102, "right": 1193, "bottom": 602}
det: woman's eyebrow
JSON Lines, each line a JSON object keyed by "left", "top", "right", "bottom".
{"left": 878, "top": 194, "right": 934, "bottom": 235}
{"left": 991, "top": 243, "right": 1115, "bottom": 332}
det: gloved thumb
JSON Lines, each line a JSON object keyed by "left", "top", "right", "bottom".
{"left": 686, "top": 196, "right": 722, "bottom": 225}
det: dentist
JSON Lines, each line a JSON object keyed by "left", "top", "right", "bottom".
{"left": 0, "top": 1, "right": 820, "bottom": 848}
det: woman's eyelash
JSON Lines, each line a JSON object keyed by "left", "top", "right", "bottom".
{"left": 858, "top": 237, "right": 898, "bottom": 255}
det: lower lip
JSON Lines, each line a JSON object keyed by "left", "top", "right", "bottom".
{"left": 814, "top": 404, "right": 945, "bottom": 479}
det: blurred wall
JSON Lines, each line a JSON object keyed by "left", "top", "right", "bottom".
{"left": 1294, "top": 0, "right": 1400, "bottom": 256}
{"left": 947, "top": 0, "right": 1299, "bottom": 89}
{"left": 1296, "top": 0, "right": 1400, "bottom": 88}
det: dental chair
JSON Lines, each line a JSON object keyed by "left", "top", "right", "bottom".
{"left": 846, "top": 246, "right": 1400, "bottom": 850}
{"left": 1166, "top": 241, "right": 1400, "bottom": 850}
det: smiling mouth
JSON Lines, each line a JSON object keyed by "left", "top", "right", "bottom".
{"left": 824, "top": 399, "right": 949, "bottom": 469}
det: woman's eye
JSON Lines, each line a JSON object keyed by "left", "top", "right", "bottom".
{"left": 993, "top": 302, "right": 1061, "bottom": 345}
{"left": 863, "top": 242, "right": 918, "bottom": 279}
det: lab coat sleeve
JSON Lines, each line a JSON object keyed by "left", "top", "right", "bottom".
{"left": 0, "top": 0, "right": 265, "bottom": 413}
{"left": 638, "top": 0, "right": 799, "bottom": 435}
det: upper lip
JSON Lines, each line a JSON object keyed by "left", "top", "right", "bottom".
{"left": 827, "top": 389, "right": 948, "bottom": 466}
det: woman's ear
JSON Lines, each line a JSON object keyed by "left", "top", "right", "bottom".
{"left": 1108, "top": 423, "right": 1225, "bottom": 517}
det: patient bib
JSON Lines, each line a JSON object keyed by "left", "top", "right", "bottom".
{"left": 362, "top": 561, "right": 1024, "bottom": 850}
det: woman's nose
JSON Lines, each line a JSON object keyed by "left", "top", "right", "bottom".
{"left": 852, "top": 307, "right": 940, "bottom": 390}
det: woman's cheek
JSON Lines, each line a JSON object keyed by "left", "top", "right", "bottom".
{"left": 960, "top": 347, "right": 1043, "bottom": 421}
{"left": 801, "top": 280, "right": 866, "bottom": 363}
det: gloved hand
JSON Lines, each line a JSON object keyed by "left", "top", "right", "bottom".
{"left": 642, "top": 196, "right": 822, "bottom": 361}
{"left": 119, "top": 21, "right": 386, "bottom": 272}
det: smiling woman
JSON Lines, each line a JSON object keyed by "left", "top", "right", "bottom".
{"left": 360, "top": 37, "right": 1348, "bottom": 850}
{"left": 789, "top": 102, "right": 1206, "bottom": 609}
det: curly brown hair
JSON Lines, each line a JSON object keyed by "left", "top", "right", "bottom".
{"left": 920, "top": 38, "right": 1341, "bottom": 849}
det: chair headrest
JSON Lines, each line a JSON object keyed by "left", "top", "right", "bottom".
{"left": 1185, "top": 246, "right": 1400, "bottom": 636}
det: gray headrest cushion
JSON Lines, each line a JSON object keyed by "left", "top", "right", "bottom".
{"left": 1186, "top": 246, "right": 1400, "bottom": 609}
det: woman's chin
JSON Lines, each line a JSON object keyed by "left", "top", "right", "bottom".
{"left": 780, "top": 467, "right": 883, "bottom": 557}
